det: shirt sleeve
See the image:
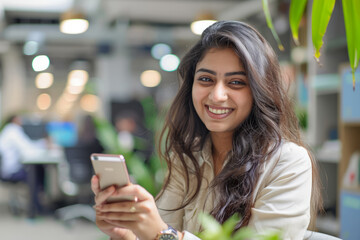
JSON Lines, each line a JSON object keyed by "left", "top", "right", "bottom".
{"left": 9, "top": 125, "right": 46, "bottom": 160}
{"left": 247, "top": 144, "right": 312, "bottom": 240}
{"left": 156, "top": 160, "right": 187, "bottom": 232}
{"left": 182, "top": 231, "right": 201, "bottom": 240}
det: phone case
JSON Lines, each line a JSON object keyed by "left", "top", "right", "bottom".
{"left": 91, "top": 153, "right": 135, "bottom": 202}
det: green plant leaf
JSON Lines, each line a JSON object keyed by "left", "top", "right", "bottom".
{"left": 311, "top": 0, "right": 336, "bottom": 61}
{"left": 232, "top": 227, "right": 255, "bottom": 240}
{"left": 93, "top": 117, "right": 122, "bottom": 154}
{"left": 197, "top": 213, "right": 223, "bottom": 240}
{"left": 198, "top": 213, "right": 222, "bottom": 233}
{"left": 126, "top": 153, "right": 157, "bottom": 195}
{"left": 289, "top": 0, "right": 307, "bottom": 45}
{"left": 222, "top": 213, "right": 240, "bottom": 236}
{"left": 342, "top": 0, "right": 360, "bottom": 90}
{"left": 262, "top": 0, "right": 284, "bottom": 51}
{"left": 257, "top": 229, "right": 283, "bottom": 240}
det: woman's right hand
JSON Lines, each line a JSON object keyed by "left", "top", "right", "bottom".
{"left": 91, "top": 175, "right": 136, "bottom": 240}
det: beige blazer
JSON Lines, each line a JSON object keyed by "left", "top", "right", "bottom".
{"left": 156, "top": 138, "right": 312, "bottom": 240}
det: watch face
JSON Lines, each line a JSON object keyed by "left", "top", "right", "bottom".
{"left": 159, "top": 233, "right": 178, "bottom": 240}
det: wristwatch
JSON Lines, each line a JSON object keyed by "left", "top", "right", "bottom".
{"left": 155, "top": 225, "right": 179, "bottom": 240}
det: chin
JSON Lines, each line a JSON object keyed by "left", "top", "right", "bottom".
{"left": 205, "top": 125, "right": 230, "bottom": 133}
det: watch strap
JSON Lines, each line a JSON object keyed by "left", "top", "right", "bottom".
{"left": 155, "top": 224, "right": 179, "bottom": 240}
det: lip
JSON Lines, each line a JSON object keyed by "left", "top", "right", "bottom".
{"left": 205, "top": 105, "right": 233, "bottom": 119}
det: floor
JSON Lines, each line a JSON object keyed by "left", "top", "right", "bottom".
{"left": 0, "top": 184, "right": 107, "bottom": 240}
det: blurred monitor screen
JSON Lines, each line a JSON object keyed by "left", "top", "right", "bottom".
{"left": 22, "top": 122, "right": 47, "bottom": 140}
{"left": 46, "top": 122, "right": 77, "bottom": 147}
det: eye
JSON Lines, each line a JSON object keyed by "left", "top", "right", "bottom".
{"left": 197, "top": 76, "right": 212, "bottom": 82}
{"left": 229, "top": 80, "right": 247, "bottom": 86}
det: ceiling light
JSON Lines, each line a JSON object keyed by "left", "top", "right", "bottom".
{"left": 141, "top": 70, "right": 161, "bottom": 87}
{"left": 37, "top": 93, "right": 52, "bottom": 110}
{"left": 160, "top": 54, "right": 180, "bottom": 72}
{"left": 190, "top": 13, "right": 217, "bottom": 35}
{"left": 68, "top": 70, "right": 88, "bottom": 86}
{"left": 151, "top": 43, "right": 172, "bottom": 60}
{"left": 35, "top": 72, "right": 54, "bottom": 89}
{"left": 80, "top": 94, "right": 100, "bottom": 112}
{"left": 23, "top": 41, "right": 39, "bottom": 55}
{"left": 66, "top": 84, "right": 85, "bottom": 95}
{"left": 32, "top": 55, "right": 50, "bottom": 72}
{"left": 60, "top": 10, "right": 89, "bottom": 34}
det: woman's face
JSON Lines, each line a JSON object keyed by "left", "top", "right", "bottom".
{"left": 192, "top": 48, "right": 253, "bottom": 134}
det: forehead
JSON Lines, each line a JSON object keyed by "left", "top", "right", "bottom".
{"left": 196, "top": 48, "right": 245, "bottom": 71}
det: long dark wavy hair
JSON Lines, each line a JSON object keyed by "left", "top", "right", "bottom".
{"left": 157, "top": 21, "right": 321, "bottom": 230}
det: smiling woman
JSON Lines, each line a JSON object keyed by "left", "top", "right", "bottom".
{"left": 192, "top": 48, "right": 253, "bottom": 134}
{"left": 91, "top": 21, "right": 322, "bottom": 240}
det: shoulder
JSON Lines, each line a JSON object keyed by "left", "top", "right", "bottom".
{"left": 279, "top": 141, "right": 309, "bottom": 155}
{"left": 276, "top": 141, "right": 310, "bottom": 162}
{"left": 0, "top": 124, "right": 21, "bottom": 137}
{"left": 265, "top": 141, "right": 312, "bottom": 178}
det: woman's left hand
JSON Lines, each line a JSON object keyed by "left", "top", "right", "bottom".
{"left": 95, "top": 184, "right": 168, "bottom": 240}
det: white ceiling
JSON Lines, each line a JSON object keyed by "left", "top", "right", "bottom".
{"left": 0, "top": 0, "right": 269, "bottom": 50}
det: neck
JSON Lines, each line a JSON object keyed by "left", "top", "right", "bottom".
{"left": 210, "top": 131, "right": 233, "bottom": 175}
{"left": 210, "top": 131, "right": 233, "bottom": 156}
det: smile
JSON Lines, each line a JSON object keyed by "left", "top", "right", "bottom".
{"left": 207, "top": 105, "right": 233, "bottom": 115}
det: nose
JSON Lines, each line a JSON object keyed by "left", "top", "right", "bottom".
{"left": 209, "top": 82, "right": 228, "bottom": 102}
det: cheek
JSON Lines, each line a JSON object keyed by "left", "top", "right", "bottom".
{"left": 192, "top": 85, "right": 205, "bottom": 108}
{"left": 244, "top": 94, "right": 254, "bottom": 115}
{"left": 236, "top": 92, "right": 253, "bottom": 115}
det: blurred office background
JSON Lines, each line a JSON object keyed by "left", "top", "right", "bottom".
{"left": 0, "top": 0, "right": 359, "bottom": 239}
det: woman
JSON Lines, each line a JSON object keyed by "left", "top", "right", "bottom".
{"left": 92, "top": 21, "right": 322, "bottom": 240}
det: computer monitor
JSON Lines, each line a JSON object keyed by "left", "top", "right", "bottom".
{"left": 46, "top": 121, "right": 77, "bottom": 147}
{"left": 22, "top": 122, "right": 48, "bottom": 140}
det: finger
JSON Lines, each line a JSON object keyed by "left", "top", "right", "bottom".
{"left": 97, "top": 201, "right": 149, "bottom": 214}
{"left": 104, "top": 219, "right": 128, "bottom": 228}
{"left": 113, "top": 228, "right": 134, "bottom": 240}
{"left": 91, "top": 175, "right": 101, "bottom": 195}
{"left": 95, "top": 202, "right": 137, "bottom": 213}
{"left": 96, "top": 218, "right": 115, "bottom": 230}
{"left": 95, "top": 186, "right": 116, "bottom": 205}
{"left": 97, "top": 212, "right": 140, "bottom": 221}
{"left": 104, "top": 219, "right": 138, "bottom": 230}
{"left": 114, "top": 184, "right": 152, "bottom": 201}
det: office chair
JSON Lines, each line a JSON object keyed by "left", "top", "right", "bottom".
{"left": 304, "top": 230, "right": 342, "bottom": 240}
{"left": 55, "top": 146, "right": 96, "bottom": 223}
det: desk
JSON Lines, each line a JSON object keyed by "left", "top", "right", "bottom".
{"left": 22, "top": 148, "right": 65, "bottom": 218}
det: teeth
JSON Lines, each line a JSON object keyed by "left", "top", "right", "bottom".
{"left": 208, "top": 107, "right": 231, "bottom": 114}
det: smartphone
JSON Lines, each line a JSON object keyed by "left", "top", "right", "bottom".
{"left": 91, "top": 153, "right": 135, "bottom": 202}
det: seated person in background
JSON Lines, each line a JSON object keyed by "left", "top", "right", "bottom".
{"left": 76, "top": 114, "right": 104, "bottom": 154}
{"left": 0, "top": 114, "right": 48, "bottom": 182}
{"left": 92, "top": 21, "right": 322, "bottom": 240}
{"left": 115, "top": 112, "right": 153, "bottom": 163}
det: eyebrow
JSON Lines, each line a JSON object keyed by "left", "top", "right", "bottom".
{"left": 196, "top": 68, "right": 246, "bottom": 76}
